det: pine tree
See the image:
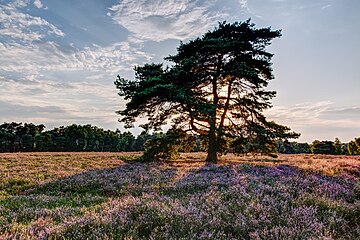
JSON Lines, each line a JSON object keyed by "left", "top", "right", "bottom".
{"left": 115, "top": 20, "right": 299, "bottom": 162}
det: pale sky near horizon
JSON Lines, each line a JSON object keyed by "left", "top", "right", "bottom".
{"left": 0, "top": 0, "right": 359, "bottom": 142}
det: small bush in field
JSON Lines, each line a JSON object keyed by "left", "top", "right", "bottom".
{"left": 141, "top": 128, "right": 196, "bottom": 161}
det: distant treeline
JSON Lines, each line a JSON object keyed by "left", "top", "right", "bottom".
{"left": 277, "top": 138, "right": 360, "bottom": 155}
{"left": 0, "top": 122, "right": 359, "bottom": 155}
{"left": 0, "top": 122, "right": 206, "bottom": 153}
{"left": 0, "top": 122, "right": 149, "bottom": 152}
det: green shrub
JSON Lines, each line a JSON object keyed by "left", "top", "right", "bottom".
{"left": 141, "top": 128, "right": 196, "bottom": 161}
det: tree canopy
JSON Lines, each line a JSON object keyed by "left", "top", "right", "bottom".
{"left": 348, "top": 137, "right": 360, "bottom": 155}
{"left": 311, "top": 140, "right": 336, "bottom": 155}
{"left": 115, "top": 20, "right": 299, "bottom": 162}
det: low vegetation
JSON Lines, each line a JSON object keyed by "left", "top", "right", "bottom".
{"left": 0, "top": 152, "right": 359, "bottom": 239}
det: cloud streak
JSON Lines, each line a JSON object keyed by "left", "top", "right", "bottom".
{"left": 266, "top": 102, "right": 360, "bottom": 142}
{"left": 33, "top": 0, "right": 44, "bottom": 9}
{"left": 0, "top": 41, "right": 152, "bottom": 75}
{"left": 0, "top": 1, "right": 63, "bottom": 42}
{"left": 108, "top": 0, "right": 228, "bottom": 42}
{"left": 0, "top": 77, "right": 123, "bottom": 130}
{"left": 0, "top": 1, "right": 155, "bottom": 132}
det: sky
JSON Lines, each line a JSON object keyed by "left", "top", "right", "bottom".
{"left": 0, "top": 0, "right": 359, "bottom": 142}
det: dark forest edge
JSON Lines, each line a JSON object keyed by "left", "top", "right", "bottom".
{"left": 0, "top": 122, "right": 359, "bottom": 155}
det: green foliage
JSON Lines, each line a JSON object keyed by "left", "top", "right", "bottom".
{"left": 278, "top": 138, "right": 351, "bottom": 155}
{"left": 295, "top": 142, "right": 312, "bottom": 154}
{"left": 333, "top": 138, "right": 342, "bottom": 155}
{"left": 0, "top": 122, "right": 140, "bottom": 153}
{"left": 0, "top": 122, "right": 45, "bottom": 152}
{"left": 311, "top": 140, "right": 336, "bottom": 154}
{"left": 115, "top": 20, "right": 299, "bottom": 162}
{"left": 141, "top": 129, "right": 196, "bottom": 161}
{"left": 278, "top": 140, "right": 295, "bottom": 154}
{"left": 348, "top": 137, "right": 360, "bottom": 155}
{"left": 277, "top": 140, "right": 311, "bottom": 154}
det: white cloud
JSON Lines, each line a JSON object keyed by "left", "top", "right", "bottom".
{"left": 0, "top": 75, "right": 124, "bottom": 130}
{"left": 239, "top": 0, "right": 248, "bottom": 8}
{"left": 0, "top": 37, "right": 152, "bottom": 130}
{"left": 8, "top": 0, "right": 30, "bottom": 8}
{"left": 33, "top": 0, "right": 43, "bottom": 9}
{"left": 0, "top": 1, "right": 154, "bottom": 131}
{"left": 266, "top": 102, "right": 360, "bottom": 142}
{"left": 108, "top": 0, "right": 228, "bottom": 42}
{"left": 74, "top": 43, "right": 153, "bottom": 73}
{"left": 0, "top": 98, "right": 121, "bottom": 130}
{"left": 0, "top": 0, "right": 152, "bottom": 76}
{"left": 321, "top": 4, "right": 332, "bottom": 9}
{"left": 267, "top": 101, "right": 333, "bottom": 125}
{"left": 0, "top": 1, "right": 63, "bottom": 42}
{"left": 0, "top": 41, "right": 152, "bottom": 74}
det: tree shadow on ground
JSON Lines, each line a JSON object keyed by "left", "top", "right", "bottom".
{"left": 169, "top": 162, "right": 358, "bottom": 200}
{"left": 7, "top": 158, "right": 357, "bottom": 208}
{"left": 0, "top": 161, "right": 179, "bottom": 227}
{"left": 1, "top": 157, "right": 359, "bottom": 239}
{"left": 27, "top": 161, "right": 178, "bottom": 197}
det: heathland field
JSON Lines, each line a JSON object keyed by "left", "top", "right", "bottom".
{"left": 0, "top": 152, "right": 359, "bottom": 239}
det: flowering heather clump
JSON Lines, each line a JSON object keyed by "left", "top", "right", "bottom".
{"left": 0, "top": 152, "right": 359, "bottom": 239}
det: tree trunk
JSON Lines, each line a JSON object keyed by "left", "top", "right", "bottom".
{"left": 206, "top": 140, "right": 218, "bottom": 163}
{"left": 206, "top": 114, "right": 218, "bottom": 163}
{"left": 206, "top": 55, "right": 222, "bottom": 163}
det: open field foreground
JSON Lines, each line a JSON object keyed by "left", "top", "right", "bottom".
{"left": 0, "top": 153, "right": 359, "bottom": 239}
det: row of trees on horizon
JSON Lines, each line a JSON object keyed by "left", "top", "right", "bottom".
{"left": 0, "top": 122, "right": 143, "bottom": 153}
{"left": 0, "top": 122, "right": 359, "bottom": 155}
